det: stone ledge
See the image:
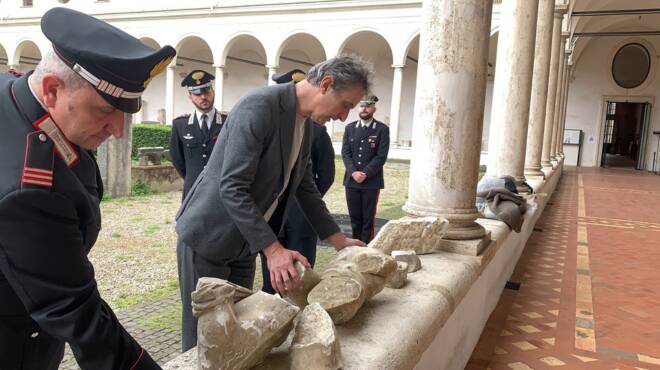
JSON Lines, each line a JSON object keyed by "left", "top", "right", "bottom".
{"left": 164, "top": 165, "right": 563, "bottom": 370}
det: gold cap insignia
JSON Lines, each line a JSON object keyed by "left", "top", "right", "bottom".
{"left": 192, "top": 71, "right": 205, "bottom": 85}
{"left": 144, "top": 56, "right": 173, "bottom": 89}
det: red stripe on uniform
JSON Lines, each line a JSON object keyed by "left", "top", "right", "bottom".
{"left": 130, "top": 348, "right": 145, "bottom": 370}
{"left": 369, "top": 189, "right": 381, "bottom": 242}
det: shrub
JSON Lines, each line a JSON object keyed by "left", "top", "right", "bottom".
{"left": 131, "top": 179, "right": 154, "bottom": 196}
{"left": 132, "top": 123, "right": 171, "bottom": 157}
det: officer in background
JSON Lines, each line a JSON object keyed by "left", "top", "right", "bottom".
{"left": 341, "top": 95, "right": 390, "bottom": 243}
{"left": 170, "top": 70, "right": 227, "bottom": 351}
{"left": 0, "top": 7, "right": 175, "bottom": 370}
{"left": 260, "top": 69, "right": 336, "bottom": 294}
{"left": 169, "top": 70, "right": 225, "bottom": 199}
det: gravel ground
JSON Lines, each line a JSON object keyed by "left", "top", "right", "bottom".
{"left": 92, "top": 159, "right": 410, "bottom": 309}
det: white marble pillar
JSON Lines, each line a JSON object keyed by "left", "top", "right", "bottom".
{"left": 558, "top": 63, "right": 571, "bottom": 158}
{"left": 541, "top": 7, "right": 566, "bottom": 168}
{"left": 486, "top": 0, "right": 539, "bottom": 192}
{"left": 550, "top": 34, "right": 567, "bottom": 163}
{"left": 389, "top": 64, "right": 405, "bottom": 145}
{"left": 524, "top": 0, "right": 555, "bottom": 178}
{"left": 267, "top": 65, "right": 278, "bottom": 86}
{"left": 97, "top": 114, "right": 132, "bottom": 198}
{"left": 214, "top": 65, "right": 225, "bottom": 112}
{"left": 404, "top": 0, "right": 493, "bottom": 251}
{"left": 165, "top": 65, "right": 175, "bottom": 125}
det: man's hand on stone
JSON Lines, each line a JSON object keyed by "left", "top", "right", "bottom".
{"left": 351, "top": 171, "right": 367, "bottom": 183}
{"left": 263, "top": 241, "right": 310, "bottom": 295}
{"left": 326, "top": 231, "right": 366, "bottom": 251}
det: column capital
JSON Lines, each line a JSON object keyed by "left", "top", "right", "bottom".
{"left": 554, "top": 4, "right": 568, "bottom": 16}
{"left": 213, "top": 64, "right": 225, "bottom": 69}
{"left": 391, "top": 64, "right": 406, "bottom": 69}
{"left": 265, "top": 64, "right": 279, "bottom": 70}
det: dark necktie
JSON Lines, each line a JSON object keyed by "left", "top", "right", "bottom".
{"left": 201, "top": 114, "right": 209, "bottom": 139}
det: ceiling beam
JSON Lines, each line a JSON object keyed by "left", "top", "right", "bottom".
{"left": 573, "top": 30, "right": 660, "bottom": 37}
{"left": 572, "top": 8, "right": 660, "bottom": 16}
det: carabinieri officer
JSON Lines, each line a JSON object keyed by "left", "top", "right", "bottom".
{"left": 169, "top": 70, "right": 225, "bottom": 199}
{"left": 341, "top": 95, "right": 390, "bottom": 243}
{"left": 0, "top": 7, "right": 175, "bottom": 370}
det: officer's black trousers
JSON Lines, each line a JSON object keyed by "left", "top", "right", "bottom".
{"left": 260, "top": 202, "right": 318, "bottom": 294}
{"left": 0, "top": 279, "right": 64, "bottom": 370}
{"left": 345, "top": 187, "right": 380, "bottom": 243}
{"left": 177, "top": 241, "right": 255, "bottom": 352}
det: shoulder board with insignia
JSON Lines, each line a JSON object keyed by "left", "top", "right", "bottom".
{"left": 175, "top": 113, "right": 191, "bottom": 119}
{"left": 21, "top": 131, "right": 55, "bottom": 189}
{"left": 33, "top": 114, "right": 80, "bottom": 168}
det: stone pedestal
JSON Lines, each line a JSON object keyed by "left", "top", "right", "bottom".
{"left": 486, "top": 0, "right": 539, "bottom": 192}
{"left": 97, "top": 114, "right": 132, "bottom": 198}
{"left": 524, "top": 0, "right": 555, "bottom": 179}
{"left": 403, "top": 0, "right": 493, "bottom": 247}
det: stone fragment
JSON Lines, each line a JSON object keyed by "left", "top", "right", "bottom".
{"left": 370, "top": 216, "right": 449, "bottom": 254}
{"left": 290, "top": 303, "right": 342, "bottom": 370}
{"left": 192, "top": 277, "right": 299, "bottom": 370}
{"left": 308, "top": 246, "right": 397, "bottom": 324}
{"left": 285, "top": 261, "right": 322, "bottom": 308}
{"left": 391, "top": 250, "right": 422, "bottom": 272}
{"left": 386, "top": 261, "right": 409, "bottom": 289}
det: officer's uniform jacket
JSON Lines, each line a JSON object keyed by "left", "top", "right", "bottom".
{"left": 341, "top": 119, "right": 390, "bottom": 190}
{"left": 169, "top": 110, "right": 225, "bottom": 197}
{"left": 310, "top": 123, "right": 335, "bottom": 196}
{"left": 0, "top": 72, "right": 156, "bottom": 369}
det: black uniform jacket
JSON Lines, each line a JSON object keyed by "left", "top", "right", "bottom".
{"left": 341, "top": 119, "right": 390, "bottom": 189}
{"left": 0, "top": 73, "right": 158, "bottom": 369}
{"left": 169, "top": 110, "right": 225, "bottom": 197}
{"left": 310, "top": 122, "right": 335, "bottom": 196}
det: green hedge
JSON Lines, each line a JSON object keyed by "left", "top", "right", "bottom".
{"left": 132, "top": 123, "right": 172, "bottom": 157}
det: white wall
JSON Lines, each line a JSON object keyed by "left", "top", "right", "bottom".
{"left": 567, "top": 36, "right": 659, "bottom": 169}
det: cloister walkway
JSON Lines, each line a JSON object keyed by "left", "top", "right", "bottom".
{"left": 468, "top": 167, "right": 660, "bottom": 369}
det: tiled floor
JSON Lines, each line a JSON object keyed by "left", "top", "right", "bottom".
{"left": 467, "top": 167, "right": 660, "bottom": 370}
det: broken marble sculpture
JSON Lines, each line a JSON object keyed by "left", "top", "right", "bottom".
{"left": 192, "top": 277, "right": 300, "bottom": 370}
{"left": 307, "top": 246, "right": 397, "bottom": 324}
{"left": 370, "top": 216, "right": 449, "bottom": 254}
{"left": 290, "top": 303, "right": 342, "bottom": 370}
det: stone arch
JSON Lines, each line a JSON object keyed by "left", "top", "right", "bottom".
{"left": 333, "top": 30, "right": 394, "bottom": 134}
{"left": 137, "top": 36, "right": 166, "bottom": 123}
{"left": 13, "top": 39, "right": 42, "bottom": 72}
{"left": 274, "top": 31, "right": 326, "bottom": 73}
{"left": 170, "top": 35, "right": 215, "bottom": 119}
{"left": 221, "top": 33, "right": 268, "bottom": 110}
{"left": 0, "top": 43, "right": 8, "bottom": 73}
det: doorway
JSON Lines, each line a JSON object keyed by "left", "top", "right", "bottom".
{"left": 600, "top": 101, "right": 651, "bottom": 169}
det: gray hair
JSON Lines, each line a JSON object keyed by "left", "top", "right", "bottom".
{"left": 32, "top": 49, "right": 89, "bottom": 92}
{"left": 306, "top": 55, "right": 373, "bottom": 94}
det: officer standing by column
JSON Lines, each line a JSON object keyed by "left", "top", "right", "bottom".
{"left": 169, "top": 70, "right": 225, "bottom": 199}
{"left": 341, "top": 95, "right": 390, "bottom": 243}
{"left": 170, "top": 70, "right": 227, "bottom": 351}
{"left": 0, "top": 7, "right": 175, "bottom": 369}
{"left": 260, "top": 69, "right": 336, "bottom": 294}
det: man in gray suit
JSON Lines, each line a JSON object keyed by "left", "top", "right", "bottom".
{"left": 175, "top": 56, "right": 371, "bottom": 351}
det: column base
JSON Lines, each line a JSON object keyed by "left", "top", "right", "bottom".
{"left": 524, "top": 167, "right": 546, "bottom": 179}
{"left": 437, "top": 231, "right": 491, "bottom": 256}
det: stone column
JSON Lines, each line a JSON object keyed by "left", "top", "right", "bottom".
{"left": 403, "top": 0, "right": 493, "bottom": 254}
{"left": 165, "top": 65, "right": 175, "bottom": 125}
{"left": 214, "top": 65, "right": 225, "bottom": 112}
{"left": 389, "top": 64, "right": 405, "bottom": 145}
{"left": 267, "top": 65, "right": 278, "bottom": 86}
{"left": 97, "top": 114, "right": 132, "bottom": 198}
{"left": 485, "top": 0, "right": 539, "bottom": 192}
{"left": 524, "top": 0, "right": 555, "bottom": 179}
{"left": 550, "top": 33, "right": 567, "bottom": 163}
{"left": 541, "top": 7, "right": 566, "bottom": 168}
{"left": 558, "top": 62, "right": 571, "bottom": 158}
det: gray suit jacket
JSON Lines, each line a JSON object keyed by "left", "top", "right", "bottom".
{"left": 175, "top": 82, "right": 339, "bottom": 263}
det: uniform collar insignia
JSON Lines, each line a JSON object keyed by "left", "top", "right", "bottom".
{"left": 187, "top": 113, "right": 195, "bottom": 125}
{"left": 33, "top": 114, "right": 80, "bottom": 167}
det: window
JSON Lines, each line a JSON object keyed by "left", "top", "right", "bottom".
{"left": 22, "top": 0, "right": 33, "bottom": 7}
{"left": 604, "top": 102, "right": 616, "bottom": 144}
{"left": 612, "top": 43, "right": 651, "bottom": 89}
